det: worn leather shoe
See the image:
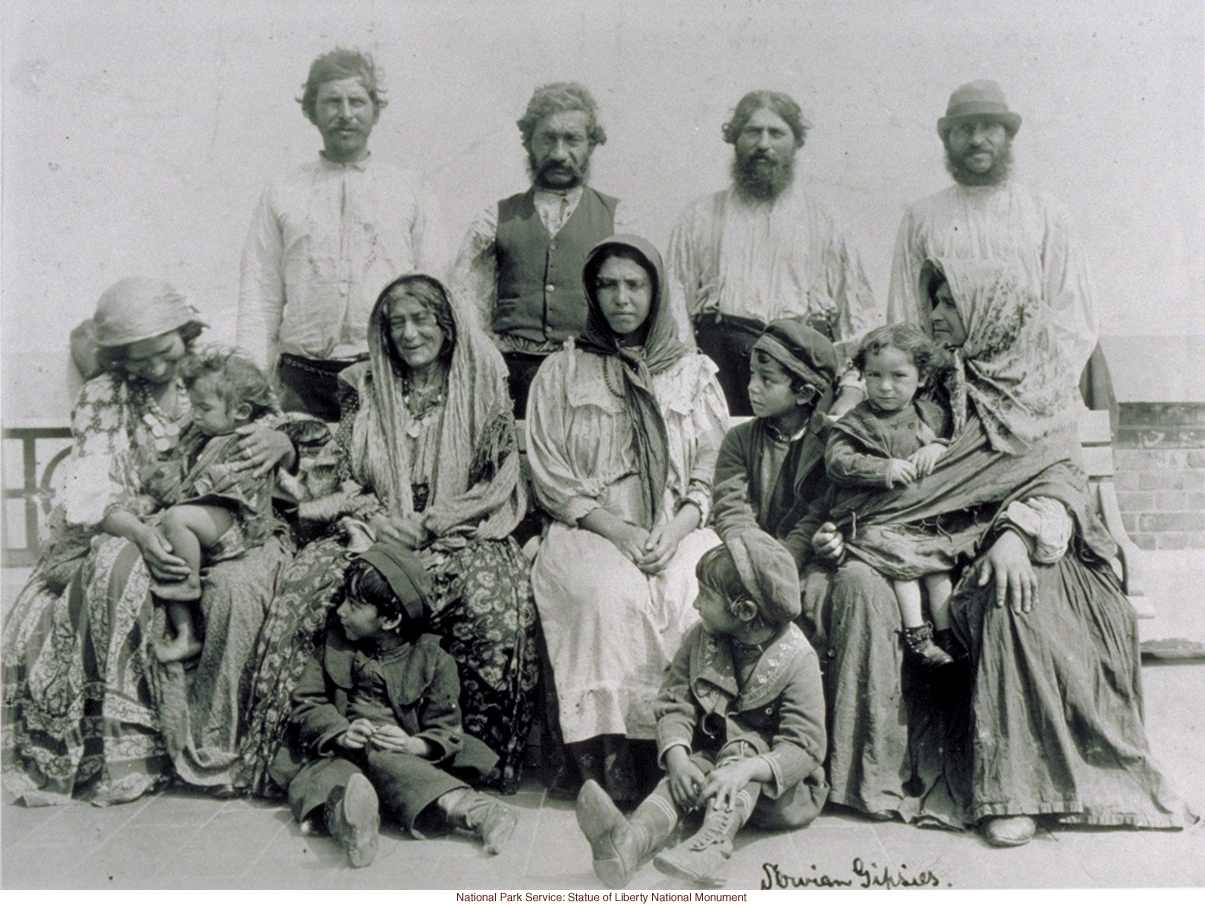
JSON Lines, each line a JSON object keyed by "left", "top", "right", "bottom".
{"left": 653, "top": 805, "right": 738, "bottom": 887}
{"left": 326, "top": 773, "right": 380, "bottom": 867}
{"left": 576, "top": 780, "right": 637, "bottom": 888}
{"left": 446, "top": 789, "right": 518, "bottom": 855}
{"left": 982, "top": 815, "right": 1036, "bottom": 847}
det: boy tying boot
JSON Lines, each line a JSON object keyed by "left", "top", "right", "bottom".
{"left": 575, "top": 530, "right": 828, "bottom": 887}
{"left": 272, "top": 540, "right": 517, "bottom": 867}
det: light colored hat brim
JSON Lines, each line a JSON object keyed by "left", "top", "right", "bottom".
{"left": 92, "top": 276, "right": 207, "bottom": 348}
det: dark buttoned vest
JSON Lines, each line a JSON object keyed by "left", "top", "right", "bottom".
{"left": 493, "top": 186, "right": 618, "bottom": 343}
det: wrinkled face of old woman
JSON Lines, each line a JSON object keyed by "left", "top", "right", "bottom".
{"left": 387, "top": 292, "right": 446, "bottom": 371}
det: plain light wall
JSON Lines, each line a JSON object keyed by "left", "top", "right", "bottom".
{"left": 3, "top": 0, "right": 1202, "bottom": 420}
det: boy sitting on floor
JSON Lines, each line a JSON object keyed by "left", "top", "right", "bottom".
{"left": 575, "top": 530, "right": 829, "bottom": 887}
{"left": 272, "top": 540, "right": 517, "bottom": 867}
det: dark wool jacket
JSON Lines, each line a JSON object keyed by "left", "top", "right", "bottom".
{"left": 654, "top": 622, "right": 827, "bottom": 800}
{"left": 711, "top": 408, "right": 832, "bottom": 571}
{"left": 270, "top": 629, "right": 497, "bottom": 788}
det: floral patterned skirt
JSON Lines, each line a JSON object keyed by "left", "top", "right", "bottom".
{"left": 236, "top": 534, "right": 539, "bottom": 795}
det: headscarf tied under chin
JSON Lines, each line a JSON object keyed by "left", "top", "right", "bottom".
{"left": 345, "top": 273, "right": 525, "bottom": 541}
{"left": 920, "top": 257, "right": 1081, "bottom": 455}
{"left": 577, "top": 235, "right": 690, "bottom": 529}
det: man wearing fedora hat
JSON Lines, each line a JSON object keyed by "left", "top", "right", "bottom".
{"left": 886, "top": 80, "right": 1113, "bottom": 417}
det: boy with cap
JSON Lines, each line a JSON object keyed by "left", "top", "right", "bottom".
{"left": 575, "top": 530, "right": 828, "bottom": 887}
{"left": 710, "top": 317, "right": 838, "bottom": 644}
{"left": 271, "top": 540, "right": 517, "bottom": 867}
{"left": 711, "top": 317, "right": 839, "bottom": 568}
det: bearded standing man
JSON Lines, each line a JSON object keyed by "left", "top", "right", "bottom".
{"left": 238, "top": 48, "right": 449, "bottom": 421}
{"left": 451, "top": 82, "right": 638, "bottom": 417}
{"left": 887, "top": 80, "right": 1113, "bottom": 416}
{"left": 667, "top": 90, "right": 879, "bottom": 417}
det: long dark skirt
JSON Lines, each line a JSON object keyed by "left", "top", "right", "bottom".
{"left": 824, "top": 560, "right": 968, "bottom": 828}
{"left": 950, "top": 551, "right": 1192, "bottom": 827}
{"left": 825, "top": 553, "right": 1194, "bottom": 831}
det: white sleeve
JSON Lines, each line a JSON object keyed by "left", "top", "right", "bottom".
{"left": 448, "top": 206, "right": 501, "bottom": 338}
{"left": 236, "top": 183, "right": 286, "bottom": 371}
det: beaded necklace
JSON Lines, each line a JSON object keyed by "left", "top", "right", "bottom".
{"left": 402, "top": 371, "right": 446, "bottom": 436}
{"left": 130, "top": 376, "right": 189, "bottom": 455}
{"left": 602, "top": 348, "right": 646, "bottom": 399}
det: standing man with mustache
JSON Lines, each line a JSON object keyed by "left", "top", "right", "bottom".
{"left": 888, "top": 80, "right": 1112, "bottom": 418}
{"left": 450, "top": 82, "right": 634, "bottom": 417}
{"left": 668, "top": 90, "right": 879, "bottom": 417}
{"left": 238, "top": 48, "right": 449, "bottom": 421}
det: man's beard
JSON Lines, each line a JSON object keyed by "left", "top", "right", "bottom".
{"left": 731, "top": 149, "right": 795, "bottom": 201}
{"left": 528, "top": 152, "right": 590, "bottom": 190}
{"left": 945, "top": 140, "right": 1013, "bottom": 187}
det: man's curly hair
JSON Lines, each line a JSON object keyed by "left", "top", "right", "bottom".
{"left": 298, "top": 47, "right": 387, "bottom": 122}
{"left": 516, "top": 82, "right": 607, "bottom": 150}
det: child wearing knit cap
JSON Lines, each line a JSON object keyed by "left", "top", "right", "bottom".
{"left": 710, "top": 316, "right": 839, "bottom": 643}
{"left": 271, "top": 541, "right": 517, "bottom": 867}
{"left": 575, "top": 530, "right": 828, "bottom": 888}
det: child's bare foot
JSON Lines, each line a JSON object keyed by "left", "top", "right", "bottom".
{"left": 155, "top": 632, "right": 203, "bottom": 663}
{"left": 151, "top": 575, "right": 202, "bottom": 601}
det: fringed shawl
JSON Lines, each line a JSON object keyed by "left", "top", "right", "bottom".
{"left": 920, "top": 257, "right": 1081, "bottom": 454}
{"left": 828, "top": 257, "right": 1112, "bottom": 562}
{"left": 575, "top": 235, "right": 690, "bottom": 529}
{"left": 341, "top": 276, "right": 526, "bottom": 541}
{"left": 827, "top": 409, "right": 1115, "bottom": 563}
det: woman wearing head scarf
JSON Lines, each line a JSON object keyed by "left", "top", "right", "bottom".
{"left": 815, "top": 258, "right": 1194, "bottom": 843}
{"left": 2, "top": 278, "right": 297, "bottom": 805}
{"left": 238, "top": 273, "right": 538, "bottom": 795}
{"left": 526, "top": 235, "right": 729, "bottom": 803}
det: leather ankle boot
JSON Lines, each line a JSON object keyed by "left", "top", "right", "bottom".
{"left": 904, "top": 622, "right": 955, "bottom": 668}
{"left": 443, "top": 789, "right": 519, "bottom": 855}
{"left": 324, "top": 773, "right": 380, "bottom": 868}
{"left": 576, "top": 779, "right": 677, "bottom": 888}
{"left": 653, "top": 800, "right": 741, "bottom": 886}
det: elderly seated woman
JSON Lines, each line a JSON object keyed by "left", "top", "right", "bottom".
{"left": 811, "top": 258, "right": 1195, "bottom": 845}
{"left": 525, "top": 234, "right": 729, "bottom": 804}
{"left": 2, "top": 278, "right": 297, "bottom": 805}
{"left": 237, "top": 273, "right": 539, "bottom": 796}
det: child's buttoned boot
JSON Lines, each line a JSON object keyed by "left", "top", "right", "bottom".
{"left": 904, "top": 622, "right": 955, "bottom": 668}
{"left": 653, "top": 790, "right": 752, "bottom": 887}
{"left": 325, "top": 773, "right": 380, "bottom": 868}
{"left": 576, "top": 779, "right": 679, "bottom": 888}
{"left": 440, "top": 788, "right": 519, "bottom": 855}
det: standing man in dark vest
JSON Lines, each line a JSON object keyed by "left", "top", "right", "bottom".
{"left": 451, "top": 82, "right": 634, "bottom": 416}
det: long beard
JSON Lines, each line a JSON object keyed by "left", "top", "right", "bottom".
{"left": 527, "top": 151, "right": 590, "bottom": 190}
{"left": 732, "top": 151, "right": 794, "bottom": 201}
{"left": 945, "top": 141, "right": 1013, "bottom": 187}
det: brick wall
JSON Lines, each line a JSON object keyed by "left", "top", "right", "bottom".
{"left": 1115, "top": 404, "right": 1205, "bottom": 550}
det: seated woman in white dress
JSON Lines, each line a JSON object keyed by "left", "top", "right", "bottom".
{"left": 526, "top": 234, "right": 729, "bottom": 804}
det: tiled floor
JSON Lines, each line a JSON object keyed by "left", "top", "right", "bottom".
{"left": 4, "top": 659, "right": 1203, "bottom": 890}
